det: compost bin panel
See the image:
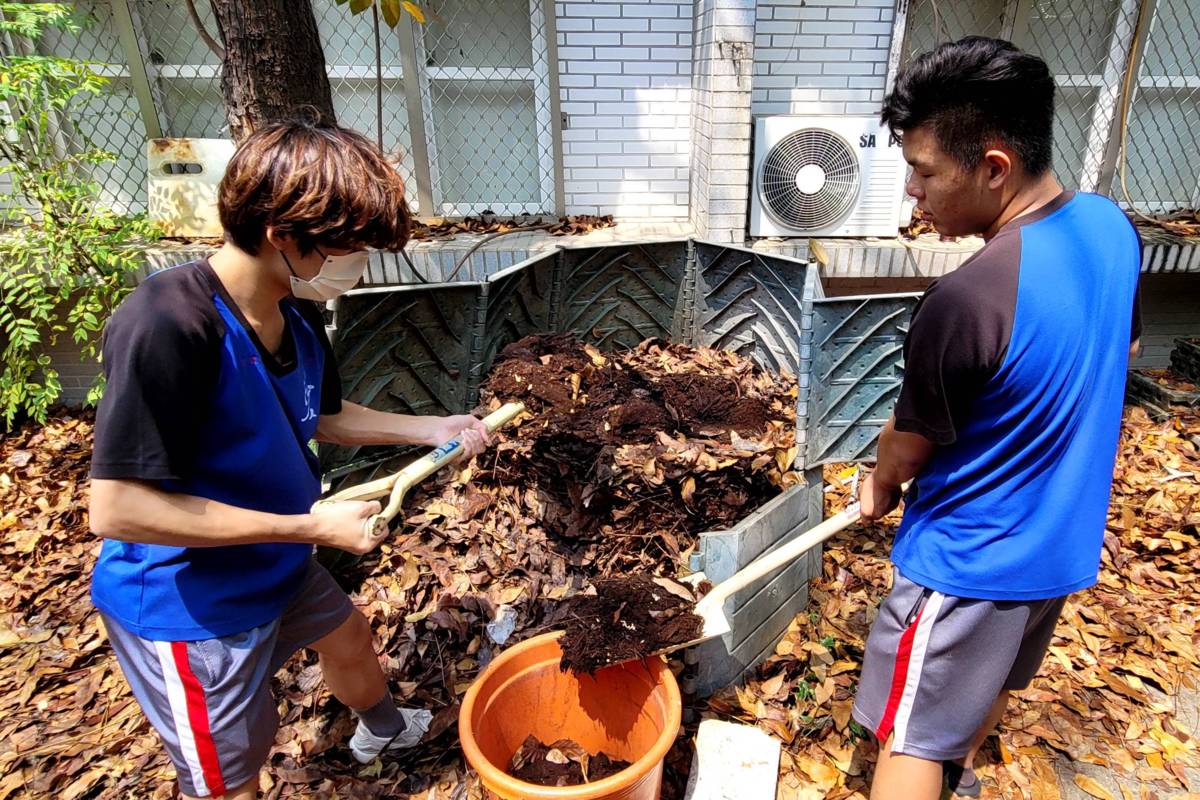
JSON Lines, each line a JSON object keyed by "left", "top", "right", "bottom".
{"left": 687, "top": 467, "right": 825, "bottom": 697}
{"left": 691, "top": 241, "right": 809, "bottom": 378}
{"left": 805, "top": 294, "right": 919, "bottom": 465}
{"left": 553, "top": 242, "right": 690, "bottom": 349}
{"left": 474, "top": 254, "right": 559, "bottom": 397}
{"left": 322, "top": 284, "right": 482, "bottom": 481}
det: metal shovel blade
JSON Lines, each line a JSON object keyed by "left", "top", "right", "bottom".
{"left": 649, "top": 590, "right": 734, "bottom": 658}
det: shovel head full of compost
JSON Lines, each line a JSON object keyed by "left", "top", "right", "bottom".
{"left": 568, "top": 495, "right": 886, "bottom": 670}
{"left": 555, "top": 575, "right": 706, "bottom": 674}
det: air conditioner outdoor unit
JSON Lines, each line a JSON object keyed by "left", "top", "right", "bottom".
{"left": 750, "top": 115, "right": 908, "bottom": 238}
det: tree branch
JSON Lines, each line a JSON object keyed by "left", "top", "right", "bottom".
{"left": 185, "top": 0, "right": 225, "bottom": 60}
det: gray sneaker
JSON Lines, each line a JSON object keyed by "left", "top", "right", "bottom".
{"left": 348, "top": 709, "right": 433, "bottom": 763}
{"left": 943, "top": 762, "right": 982, "bottom": 798}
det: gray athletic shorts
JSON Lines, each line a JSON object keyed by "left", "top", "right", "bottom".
{"left": 101, "top": 559, "right": 354, "bottom": 797}
{"left": 851, "top": 569, "right": 1067, "bottom": 762}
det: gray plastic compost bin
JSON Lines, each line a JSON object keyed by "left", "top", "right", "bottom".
{"left": 320, "top": 238, "right": 918, "bottom": 696}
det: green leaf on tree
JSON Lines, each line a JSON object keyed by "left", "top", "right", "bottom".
{"left": 380, "top": 0, "right": 402, "bottom": 26}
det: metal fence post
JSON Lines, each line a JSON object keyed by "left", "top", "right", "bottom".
{"left": 1094, "top": 0, "right": 1157, "bottom": 198}
{"left": 539, "top": 0, "right": 565, "bottom": 217}
{"left": 397, "top": 15, "right": 435, "bottom": 217}
{"left": 109, "top": 0, "right": 163, "bottom": 139}
{"left": 883, "top": 0, "right": 910, "bottom": 96}
{"left": 1081, "top": 0, "right": 1145, "bottom": 194}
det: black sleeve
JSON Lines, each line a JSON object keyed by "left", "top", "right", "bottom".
{"left": 294, "top": 300, "right": 343, "bottom": 415}
{"left": 1130, "top": 277, "right": 1143, "bottom": 343}
{"left": 893, "top": 273, "right": 1013, "bottom": 446}
{"left": 91, "top": 281, "right": 221, "bottom": 482}
{"left": 1130, "top": 225, "right": 1143, "bottom": 343}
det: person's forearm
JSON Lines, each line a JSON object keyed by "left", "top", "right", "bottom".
{"left": 89, "top": 478, "right": 321, "bottom": 548}
{"left": 316, "top": 401, "right": 434, "bottom": 447}
{"left": 873, "top": 416, "right": 935, "bottom": 491}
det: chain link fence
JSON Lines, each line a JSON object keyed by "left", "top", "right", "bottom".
{"left": 27, "top": 0, "right": 559, "bottom": 217}
{"left": 899, "top": 0, "right": 1200, "bottom": 212}
{"left": 416, "top": 0, "right": 558, "bottom": 217}
{"left": 1120, "top": 0, "right": 1200, "bottom": 212}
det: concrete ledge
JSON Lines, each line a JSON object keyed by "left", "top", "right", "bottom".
{"left": 140, "top": 221, "right": 695, "bottom": 286}
{"left": 753, "top": 230, "right": 1200, "bottom": 278}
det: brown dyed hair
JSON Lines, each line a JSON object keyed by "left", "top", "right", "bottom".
{"left": 218, "top": 119, "right": 411, "bottom": 255}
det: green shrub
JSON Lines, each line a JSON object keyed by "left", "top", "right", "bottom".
{"left": 0, "top": 3, "right": 159, "bottom": 425}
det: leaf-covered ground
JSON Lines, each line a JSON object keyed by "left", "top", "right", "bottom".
{"left": 709, "top": 405, "right": 1200, "bottom": 800}
{"left": 0, "top": 402, "right": 1196, "bottom": 799}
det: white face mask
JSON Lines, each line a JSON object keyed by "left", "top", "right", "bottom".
{"left": 284, "top": 247, "right": 370, "bottom": 301}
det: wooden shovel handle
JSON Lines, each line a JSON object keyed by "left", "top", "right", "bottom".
{"left": 699, "top": 480, "right": 910, "bottom": 612}
{"left": 360, "top": 402, "right": 526, "bottom": 537}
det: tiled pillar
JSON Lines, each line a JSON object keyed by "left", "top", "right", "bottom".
{"left": 689, "top": 0, "right": 755, "bottom": 244}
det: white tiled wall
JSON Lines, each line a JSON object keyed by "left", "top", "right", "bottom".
{"left": 555, "top": 0, "right": 695, "bottom": 220}
{"left": 750, "top": 0, "right": 895, "bottom": 116}
{"left": 552, "top": 0, "right": 900, "bottom": 224}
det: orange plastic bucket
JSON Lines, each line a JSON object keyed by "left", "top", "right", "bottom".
{"left": 459, "top": 632, "right": 682, "bottom": 800}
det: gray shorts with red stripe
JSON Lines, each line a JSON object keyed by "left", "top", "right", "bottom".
{"left": 851, "top": 569, "right": 1067, "bottom": 761}
{"left": 100, "top": 559, "right": 354, "bottom": 796}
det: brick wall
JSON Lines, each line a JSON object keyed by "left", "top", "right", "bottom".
{"left": 552, "top": 0, "right": 901, "bottom": 230}
{"left": 44, "top": 328, "right": 101, "bottom": 408}
{"left": 555, "top": 0, "right": 694, "bottom": 220}
{"left": 1133, "top": 274, "right": 1200, "bottom": 369}
{"left": 751, "top": 0, "right": 895, "bottom": 116}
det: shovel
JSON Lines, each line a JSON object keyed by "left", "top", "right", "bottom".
{"left": 313, "top": 401, "right": 526, "bottom": 539}
{"left": 645, "top": 478, "right": 909, "bottom": 661}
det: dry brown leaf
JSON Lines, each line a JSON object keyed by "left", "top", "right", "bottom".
{"left": 1074, "top": 774, "right": 1116, "bottom": 800}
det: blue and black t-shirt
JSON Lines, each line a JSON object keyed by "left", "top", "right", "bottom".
{"left": 90, "top": 259, "right": 342, "bottom": 641}
{"left": 891, "top": 191, "right": 1142, "bottom": 601}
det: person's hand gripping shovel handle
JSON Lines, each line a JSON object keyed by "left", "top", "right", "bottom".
{"left": 312, "top": 402, "right": 526, "bottom": 540}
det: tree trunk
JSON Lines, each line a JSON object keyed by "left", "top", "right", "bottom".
{"left": 208, "top": 0, "right": 336, "bottom": 141}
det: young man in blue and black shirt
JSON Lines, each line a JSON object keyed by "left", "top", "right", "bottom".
{"left": 853, "top": 38, "right": 1142, "bottom": 799}
{"left": 88, "top": 121, "right": 489, "bottom": 799}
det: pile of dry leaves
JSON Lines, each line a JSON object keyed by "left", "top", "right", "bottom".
{"left": 329, "top": 334, "right": 799, "bottom": 792}
{"left": 162, "top": 214, "right": 617, "bottom": 247}
{"left": 898, "top": 206, "right": 942, "bottom": 239}
{"left": 3, "top": 344, "right": 1197, "bottom": 799}
{"left": 903, "top": 205, "right": 1200, "bottom": 243}
{"left": 410, "top": 214, "right": 616, "bottom": 241}
{"left": 708, "top": 403, "right": 1199, "bottom": 800}
{"left": 1132, "top": 209, "right": 1200, "bottom": 240}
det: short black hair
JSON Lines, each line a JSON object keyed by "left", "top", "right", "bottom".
{"left": 881, "top": 36, "right": 1055, "bottom": 176}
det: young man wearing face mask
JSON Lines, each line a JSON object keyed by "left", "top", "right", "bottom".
{"left": 850, "top": 38, "right": 1141, "bottom": 799}
{"left": 87, "top": 121, "right": 488, "bottom": 799}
